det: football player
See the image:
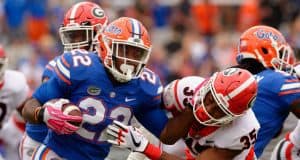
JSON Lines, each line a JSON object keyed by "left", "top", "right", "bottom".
{"left": 107, "top": 68, "right": 260, "bottom": 160}
{"left": 19, "top": 2, "right": 108, "bottom": 160}
{"left": 22, "top": 17, "right": 183, "bottom": 160}
{"left": 233, "top": 25, "right": 300, "bottom": 158}
{"left": 0, "top": 45, "right": 30, "bottom": 160}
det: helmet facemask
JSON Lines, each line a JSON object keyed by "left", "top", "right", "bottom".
{"left": 102, "top": 36, "right": 151, "bottom": 83}
{"left": 59, "top": 22, "right": 106, "bottom": 52}
{"left": 270, "top": 37, "right": 295, "bottom": 74}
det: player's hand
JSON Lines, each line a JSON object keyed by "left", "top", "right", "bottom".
{"left": 42, "top": 99, "right": 82, "bottom": 135}
{"left": 106, "top": 120, "right": 149, "bottom": 152}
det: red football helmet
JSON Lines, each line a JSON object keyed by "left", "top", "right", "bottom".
{"left": 59, "top": 1, "right": 108, "bottom": 51}
{"left": 0, "top": 46, "right": 7, "bottom": 81}
{"left": 97, "top": 17, "right": 152, "bottom": 83}
{"left": 193, "top": 68, "right": 257, "bottom": 126}
{"left": 236, "top": 25, "right": 294, "bottom": 73}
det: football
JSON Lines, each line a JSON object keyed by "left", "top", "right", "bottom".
{"left": 61, "top": 103, "right": 82, "bottom": 127}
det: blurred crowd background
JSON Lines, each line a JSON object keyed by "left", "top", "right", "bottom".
{"left": 1, "top": 0, "right": 300, "bottom": 90}
{"left": 0, "top": 0, "right": 300, "bottom": 159}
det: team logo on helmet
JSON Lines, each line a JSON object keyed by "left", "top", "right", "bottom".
{"left": 223, "top": 68, "right": 238, "bottom": 76}
{"left": 106, "top": 25, "right": 122, "bottom": 35}
{"left": 255, "top": 29, "right": 285, "bottom": 44}
{"left": 92, "top": 8, "right": 105, "bottom": 18}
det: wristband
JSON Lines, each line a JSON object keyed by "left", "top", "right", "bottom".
{"left": 143, "top": 143, "right": 162, "bottom": 160}
{"left": 34, "top": 107, "right": 44, "bottom": 123}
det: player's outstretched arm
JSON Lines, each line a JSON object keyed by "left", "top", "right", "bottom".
{"left": 107, "top": 120, "right": 183, "bottom": 160}
{"left": 159, "top": 107, "right": 195, "bottom": 144}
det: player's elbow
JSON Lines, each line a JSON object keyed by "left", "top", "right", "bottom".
{"left": 22, "top": 98, "right": 42, "bottom": 123}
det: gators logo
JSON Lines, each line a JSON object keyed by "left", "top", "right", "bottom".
{"left": 87, "top": 86, "right": 101, "bottom": 96}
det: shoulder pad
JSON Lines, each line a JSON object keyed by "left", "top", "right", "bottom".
{"left": 139, "top": 68, "right": 163, "bottom": 97}
{"left": 54, "top": 50, "right": 96, "bottom": 84}
{"left": 163, "top": 76, "right": 205, "bottom": 112}
{"left": 256, "top": 70, "right": 286, "bottom": 91}
{"left": 42, "top": 56, "right": 59, "bottom": 80}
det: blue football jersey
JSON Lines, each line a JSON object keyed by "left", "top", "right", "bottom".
{"left": 33, "top": 49, "right": 168, "bottom": 160}
{"left": 253, "top": 69, "right": 300, "bottom": 157}
{"left": 41, "top": 57, "right": 58, "bottom": 81}
{"left": 25, "top": 57, "right": 59, "bottom": 143}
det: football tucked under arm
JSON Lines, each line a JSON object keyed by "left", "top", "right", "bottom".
{"left": 40, "top": 98, "right": 83, "bottom": 135}
{"left": 61, "top": 103, "right": 82, "bottom": 127}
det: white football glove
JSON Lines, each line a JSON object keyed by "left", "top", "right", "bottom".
{"left": 106, "top": 120, "right": 149, "bottom": 152}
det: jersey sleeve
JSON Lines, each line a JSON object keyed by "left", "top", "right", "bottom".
{"left": 135, "top": 108, "right": 168, "bottom": 138}
{"left": 52, "top": 52, "right": 73, "bottom": 86}
{"left": 33, "top": 50, "right": 93, "bottom": 104}
{"left": 41, "top": 57, "right": 58, "bottom": 82}
{"left": 32, "top": 53, "right": 75, "bottom": 104}
{"left": 54, "top": 50, "right": 93, "bottom": 84}
{"left": 277, "top": 75, "right": 300, "bottom": 107}
{"left": 139, "top": 68, "right": 164, "bottom": 109}
{"left": 135, "top": 68, "right": 168, "bottom": 137}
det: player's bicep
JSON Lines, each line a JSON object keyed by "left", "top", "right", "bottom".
{"left": 135, "top": 108, "right": 168, "bottom": 138}
{"left": 196, "top": 148, "right": 241, "bottom": 160}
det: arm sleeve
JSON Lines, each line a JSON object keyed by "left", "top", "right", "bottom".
{"left": 135, "top": 70, "right": 168, "bottom": 137}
